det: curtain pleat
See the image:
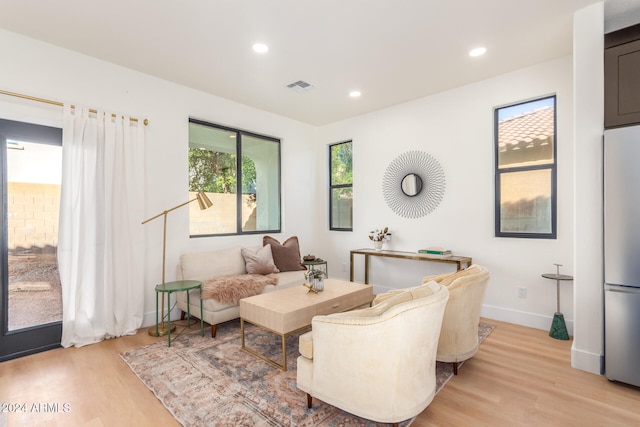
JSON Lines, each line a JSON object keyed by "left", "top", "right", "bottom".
{"left": 58, "top": 105, "right": 145, "bottom": 347}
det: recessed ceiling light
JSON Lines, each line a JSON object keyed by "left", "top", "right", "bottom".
{"left": 349, "top": 91, "right": 362, "bottom": 98}
{"left": 469, "top": 47, "right": 487, "bottom": 57}
{"left": 252, "top": 43, "right": 269, "bottom": 53}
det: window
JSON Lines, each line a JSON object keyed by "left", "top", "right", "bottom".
{"left": 329, "top": 141, "right": 352, "bottom": 230}
{"left": 188, "top": 119, "right": 280, "bottom": 236}
{"left": 494, "top": 96, "right": 557, "bottom": 238}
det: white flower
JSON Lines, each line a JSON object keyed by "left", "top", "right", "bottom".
{"left": 369, "top": 227, "right": 392, "bottom": 242}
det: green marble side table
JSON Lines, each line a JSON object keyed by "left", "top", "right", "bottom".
{"left": 542, "top": 264, "right": 573, "bottom": 340}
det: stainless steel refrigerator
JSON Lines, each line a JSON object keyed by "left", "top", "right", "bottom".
{"left": 604, "top": 125, "right": 640, "bottom": 388}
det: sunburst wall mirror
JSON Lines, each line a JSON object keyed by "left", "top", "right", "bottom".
{"left": 382, "top": 150, "right": 446, "bottom": 218}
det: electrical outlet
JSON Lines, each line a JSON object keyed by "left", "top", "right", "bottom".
{"left": 518, "top": 287, "right": 527, "bottom": 299}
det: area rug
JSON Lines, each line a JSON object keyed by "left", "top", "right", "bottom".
{"left": 121, "top": 320, "right": 494, "bottom": 427}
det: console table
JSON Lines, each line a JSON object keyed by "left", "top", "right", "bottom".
{"left": 350, "top": 249, "right": 472, "bottom": 284}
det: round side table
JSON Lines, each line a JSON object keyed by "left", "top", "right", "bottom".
{"left": 302, "top": 259, "right": 328, "bottom": 277}
{"left": 153, "top": 280, "right": 204, "bottom": 347}
{"left": 542, "top": 263, "right": 573, "bottom": 340}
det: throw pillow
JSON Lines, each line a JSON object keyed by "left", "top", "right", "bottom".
{"left": 263, "top": 235, "right": 306, "bottom": 272}
{"left": 241, "top": 245, "right": 280, "bottom": 275}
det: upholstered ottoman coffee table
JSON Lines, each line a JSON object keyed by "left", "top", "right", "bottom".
{"left": 239, "top": 278, "right": 373, "bottom": 370}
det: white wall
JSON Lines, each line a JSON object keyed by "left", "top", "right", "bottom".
{"left": 317, "top": 56, "right": 576, "bottom": 335}
{"left": 0, "top": 28, "right": 318, "bottom": 326}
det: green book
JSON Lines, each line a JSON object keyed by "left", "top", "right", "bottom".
{"left": 419, "top": 248, "right": 451, "bottom": 255}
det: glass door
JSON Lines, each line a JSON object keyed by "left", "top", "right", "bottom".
{"left": 0, "top": 119, "right": 63, "bottom": 361}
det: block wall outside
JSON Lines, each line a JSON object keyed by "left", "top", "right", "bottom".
{"left": 7, "top": 182, "right": 60, "bottom": 254}
{"left": 8, "top": 186, "right": 255, "bottom": 249}
{"left": 189, "top": 192, "right": 256, "bottom": 235}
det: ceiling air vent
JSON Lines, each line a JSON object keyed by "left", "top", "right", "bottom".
{"left": 286, "top": 80, "right": 315, "bottom": 93}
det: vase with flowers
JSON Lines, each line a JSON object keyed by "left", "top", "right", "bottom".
{"left": 369, "top": 227, "right": 392, "bottom": 251}
{"left": 305, "top": 268, "right": 327, "bottom": 292}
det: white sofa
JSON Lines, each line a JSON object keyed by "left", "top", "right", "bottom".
{"left": 175, "top": 246, "right": 306, "bottom": 337}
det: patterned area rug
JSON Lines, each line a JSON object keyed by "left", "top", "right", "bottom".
{"left": 121, "top": 320, "right": 495, "bottom": 427}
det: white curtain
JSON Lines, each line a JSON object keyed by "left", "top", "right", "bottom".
{"left": 58, "top": 106, "right": 145, "bottom": 348}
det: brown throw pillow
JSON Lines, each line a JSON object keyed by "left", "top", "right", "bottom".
{"left": 241, "top": 245, "right": 280, "bottom": 275}
{"left": 263, "top": 236, "right": 306, "bottom": 272}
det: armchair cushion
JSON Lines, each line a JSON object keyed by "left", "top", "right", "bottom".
{"left": 299, "top": 331, "right": 313, "bottom": 359}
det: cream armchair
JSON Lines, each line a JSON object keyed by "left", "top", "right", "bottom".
{"left": 422, "top": 264, "right": 490, "bottom": 374}
{"left": 296, "top": 281, "right": 449, "bottom": 426}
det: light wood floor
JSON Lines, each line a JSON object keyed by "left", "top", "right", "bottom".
{"left": 0, "top": 318, "right": 638, "bottom": 426}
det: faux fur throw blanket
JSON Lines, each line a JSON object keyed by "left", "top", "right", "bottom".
{"left": 201, "top": 274, "right": 279, "bottom": 305}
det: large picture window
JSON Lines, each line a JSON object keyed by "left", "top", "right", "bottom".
{"left": 494, "top": 96, "right": 557, "bottom": 238}
{"left": 329, "top": 140, "right": 353, "bottom": 231}
{"left": 188, "top": 119, "right": 280, "bottom": 236}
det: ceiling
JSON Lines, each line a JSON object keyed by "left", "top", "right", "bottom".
{"left": 0, "top": 0, "right": 638, "bottom": 126}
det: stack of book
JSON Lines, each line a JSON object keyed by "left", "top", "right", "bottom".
{"left": 418, "top": 247, "right": 452, "bottom": 258}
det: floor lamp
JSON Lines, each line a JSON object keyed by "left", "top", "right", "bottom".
{"left": 143, "top": 191, "right": 213, "bottom": 336}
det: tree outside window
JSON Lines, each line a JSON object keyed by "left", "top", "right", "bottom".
{"left": 330, "top": 141, "right": 353, "bottom": 231}
{"left": 188, "top": 119, "right": 280, "bottom": 236}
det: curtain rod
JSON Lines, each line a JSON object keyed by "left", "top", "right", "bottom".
{"left": 0, "top": 89, "right": 149, "bottom": 126}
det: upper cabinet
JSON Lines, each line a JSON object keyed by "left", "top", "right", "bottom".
{"left": 605, "top": 24, "right": 640, "bottom": 129}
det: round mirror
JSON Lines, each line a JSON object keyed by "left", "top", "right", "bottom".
{"left": 401, "top": 173, "right": 423, "bottom": 197}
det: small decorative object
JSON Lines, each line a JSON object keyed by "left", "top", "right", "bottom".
{"left": 369, "top": 227, "right": 392, "bottom": 251}
{"left": 303, "top": 254, "right": 316, "bottom": 261}
{"left": 304, "top": 268, "right": 326, "bottom": 292}
{"left": 382, "top": 150, "right": 446, "bottom": 219}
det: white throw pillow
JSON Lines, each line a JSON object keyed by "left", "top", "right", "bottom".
{"left": 241, "top": 245, "right": 280, "bottom": 275}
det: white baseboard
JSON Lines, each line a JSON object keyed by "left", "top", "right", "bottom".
{"left": 142, "top": 310, "right": 155, "bottom": 328}
{"left": 481, "top": 304, "right": 574, "bottom": 336}
{"left": 571, "top": 344, "right": 602, "bottom": 375}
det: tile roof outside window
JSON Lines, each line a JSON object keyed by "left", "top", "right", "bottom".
{"left": 498, "top": 106, "right": 554, "bottom": 168}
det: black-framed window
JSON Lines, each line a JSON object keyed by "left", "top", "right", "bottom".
{"left": 494, "top": 95, "right": 557, "bottom": 238}
{"left": 329, "top": 140, "right": 352, "bottom": 231}
{"left": 188, "top": 118, "right": 281, "bottom": 236}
